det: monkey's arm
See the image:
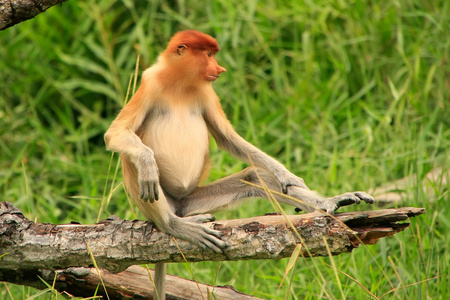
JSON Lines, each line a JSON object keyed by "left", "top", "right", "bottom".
{"left": 104, "top": 86, "right": 160, "bottom": 202}
{"left": 204, "top": 99, "right": 308, "bottom": 193}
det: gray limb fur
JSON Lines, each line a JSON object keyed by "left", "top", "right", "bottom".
{"left": 173, "top": 166, "right": 374, "bottom": 217}
{"left": 143, "top": 166, "right": 373, "bottom": 300}
{"left": 155, "top": 263, "right": 166, "bottom": 300}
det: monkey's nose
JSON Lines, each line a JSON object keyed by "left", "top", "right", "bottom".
{"left": 218, "top": 66, "right": 227, "bottom": 73}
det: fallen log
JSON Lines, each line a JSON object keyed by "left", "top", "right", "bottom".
{"left": 0, "top": 201, "right": 424, "bottom": 298}
{"left": 2, "top": 265, "right": 261, "bottom": 300}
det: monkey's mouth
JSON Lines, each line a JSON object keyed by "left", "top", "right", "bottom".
{"left": 207, "top": 75, "right": 220, "bottom": 81}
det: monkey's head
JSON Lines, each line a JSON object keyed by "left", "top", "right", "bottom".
{"left": 163, "top": 30, "right": 227, "bottom": 82}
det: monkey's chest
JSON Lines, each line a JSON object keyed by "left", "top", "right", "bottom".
{"left": 140, "top": 109, "right": 209, "bottom": 197}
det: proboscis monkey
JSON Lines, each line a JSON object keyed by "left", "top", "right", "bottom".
{"left": 104, "top": 30, "right": 374, "bottom": 299}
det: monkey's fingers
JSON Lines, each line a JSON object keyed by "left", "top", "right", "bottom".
{"left": 153, "top": 181, "right": 159, "bottom": 201}
{"left": 139, "top": 181, "right": 150, "bottom": 202}
{"left": 139, "top": 180, "right": 159, "bottom": 203}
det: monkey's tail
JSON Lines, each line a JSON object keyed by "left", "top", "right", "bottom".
{"left": 155, "top": 262, "right": 167, "bottom": 300}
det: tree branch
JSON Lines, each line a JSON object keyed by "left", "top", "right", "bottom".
{"left": 0, "top": 201, "right": 424, "bottom": 298}
{"left": 0, "top": 201, "right": 424, "bottom": 270}
{"left": 0, "top": 0, "right": 68, "bottom": 30}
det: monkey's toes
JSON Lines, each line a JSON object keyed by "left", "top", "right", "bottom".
{"left": 333, "top": 191, "right": 375, "bottom": 209}
{"left": 184, "top": 214, "right": 216, "bottom": 223}
{"left": 354, "top": 192, "right": 375, "bottom": 204}
{"left": 196, "top": 227, "right": 227, "bottom": 253}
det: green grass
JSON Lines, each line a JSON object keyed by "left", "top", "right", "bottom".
{"left": 1, "top": 0, "right": 449, "bottom": 299}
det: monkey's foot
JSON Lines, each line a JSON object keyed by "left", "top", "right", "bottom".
{"left": 183, "top": 214, "right": 216, "bottom": 223}
{"left": 325, "top": 191, "right": 374, "bottom": 213}
{"left": 169, "top": 216, "right": 226, "bottom": 253}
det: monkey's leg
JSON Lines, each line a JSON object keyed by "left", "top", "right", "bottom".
{"left": 177, "top": 167, "right": 373, "bottom": 216}
{"left": 133, "top": 188, "right": 226, "bottom": 300}
{"left": 133, "top": 185, "right": 226, "bottom": 252}
{"left": 176, "top": 167, "right": 306, "bottom": 215}
{"left": 286, "top": 188, "right": 374, "bottom": 213}
{"left": 122, "top": 160, "right": 226, "bottom": 251}
{"left": 154, "top": 263, "right": 166, "bottom": 300}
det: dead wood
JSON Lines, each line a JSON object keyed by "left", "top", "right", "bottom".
{"left": 2, "top": 265, "right": 262, "bottom": 300}
{"left": 0, "top": 201, "right": 424, "bottom": 298}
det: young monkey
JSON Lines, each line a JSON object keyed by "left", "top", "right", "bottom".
{"left": 104, "top": 30, "right": 374, "bottom": 299}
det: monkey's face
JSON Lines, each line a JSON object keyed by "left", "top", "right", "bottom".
{"left": 201, "top": 50, "right": 227, "bottom": 82}
{"left": 175, "top": 44, "right": 226, "bottom": 82}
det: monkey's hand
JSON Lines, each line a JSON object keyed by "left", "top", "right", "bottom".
{"left": 274, "top": 169, "right": 309, "bottom": 194}
{"left": 136, "top": 151, "right": 160, "bottom": 203}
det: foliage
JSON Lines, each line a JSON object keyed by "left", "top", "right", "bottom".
{"left": 0, "top": 0, "right": 449, "bottom": 299}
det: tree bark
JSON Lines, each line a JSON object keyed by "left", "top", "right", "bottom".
{"left": 2, "top": 265, "right": 262, "bottom": 300}
{"left": 0, "top": 0, "right": 68, "bottom": 30}
{"left": 0, "top": 201, "right": 424, "bottom": 298}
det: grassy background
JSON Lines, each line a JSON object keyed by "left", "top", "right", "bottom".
{"left": 1, "top": 0, "right": 449, "bottom": 299}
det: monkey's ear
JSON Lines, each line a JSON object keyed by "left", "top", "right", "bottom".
{"left": 177, "top": 44, "right": 188, "bottom": 56}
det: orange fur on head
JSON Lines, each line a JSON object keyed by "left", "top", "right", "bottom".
{"left": 157, "top": 30, "right": 226, "bottom": 86}
{"left": 164, "top": 30, "right": 220, "bottom": 55}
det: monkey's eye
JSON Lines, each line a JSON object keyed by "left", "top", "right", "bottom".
{"left": 207, "top": 52, "right": 212, "bottom": 57}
